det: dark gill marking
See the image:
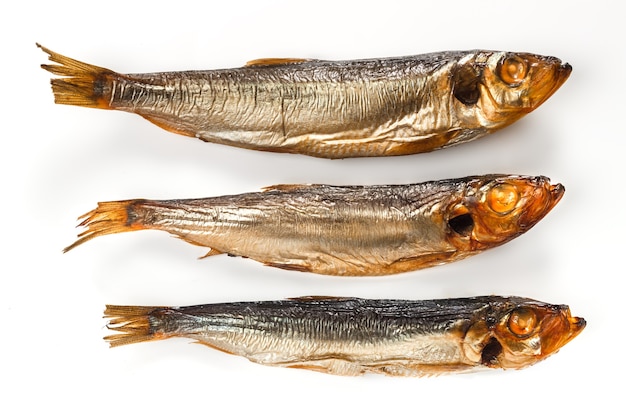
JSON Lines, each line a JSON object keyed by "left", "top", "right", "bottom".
{"left": 452, "top": 64, "right": 481, "bottom": 105}
{"left": 481, "top": 337, "right": 502, "bottom": 366}
{"left": 448, "top": 213, "right": 474, "bottom": 236}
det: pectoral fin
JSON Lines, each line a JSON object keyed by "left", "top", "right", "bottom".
{"left": 199, "top": 248, "right": 224, "bottom": 259}
{"left": 285, "top": 359, "right": 365, "bottom": 376}
{"left": 264, "top": 262, "right": 312, "bottom": 273}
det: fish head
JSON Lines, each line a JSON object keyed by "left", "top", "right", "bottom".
{"left": 451, "top": 51, "right": 571, "bottom": 130}
{"left": 445, "top": 175, "right": 564, "bottom": 251}
{"left": 463, "top": 298, "right": 585, "bottom": 370}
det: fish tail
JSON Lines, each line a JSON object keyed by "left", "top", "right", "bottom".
{"left": 38, "top": 43, "right": 117, "bottom": 109}
{"left": 64, "top": 199, "right": 151, "bottom": 252}
{"left": 104, "top": 305, "right": 170, "bottom": 347}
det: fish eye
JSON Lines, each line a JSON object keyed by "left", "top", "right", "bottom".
{"left": 507, "top": 308, "right": 537, "bottom": 337}
{"left": 498, "top": 55, "right": 528, "bottom": 86}
{"left": 487, "top": 184, "right": 519, "bottom": 214}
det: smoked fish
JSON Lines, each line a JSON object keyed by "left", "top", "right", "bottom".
{"left": 39, "top": 44, "right": 571, "bottom": 158}
{"left": 104, "top": 296, "right": 585, "bottom": 376}
{"left": 66, "top": 175, "right": 564, "bottom": 276}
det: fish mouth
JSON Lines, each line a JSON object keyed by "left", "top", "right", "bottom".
{"left": 526, "top": 58, "right": 572, "bottom": 109}
{"left": 559, "top": 62, "right": 573, "bottom": 81}
{"left": 569, "top": 316, "right": 587, "bottom": 336}
{"left": 544, "top": 61, "right": 571, "bottom": 102}
{"left": 518, "top": 177, "right": 564, "bottom": 230}
{"left": 540, "top": 306, "right": 585, "bottom": 356}
{"left": 549, "top": 182, "right": 566, "bottom": 207}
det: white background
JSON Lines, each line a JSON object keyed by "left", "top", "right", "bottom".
{"left": 3, "top": 1, "right": 622, "bottom": 415}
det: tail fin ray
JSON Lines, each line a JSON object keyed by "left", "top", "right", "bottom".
{"left": 104, "top": 305, "right": 166, "bottom": 348}
{"left": 64, "top": 200, "right": 147, "bottom": 253}
{"left": 38, "top": 43, "right": 116, "bottom": 109}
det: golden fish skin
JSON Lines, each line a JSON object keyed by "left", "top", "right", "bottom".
{"left": 38, "top": 44, "right": 571, "bottom": 158}
{"left": 65, "top": 175, "right": 564, "bottom": 276}
{"left": 104, "top": 296, "right": 585, "bottom": 377}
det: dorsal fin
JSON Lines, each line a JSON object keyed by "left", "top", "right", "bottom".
{"left": 262, "top": 184, "right": 312, "bottom": 192}
{"left": 287, "top": 296, "right": 353, "bottom": 302}
{"left": 245, "top": 58, "right": 312, "bottom": 67}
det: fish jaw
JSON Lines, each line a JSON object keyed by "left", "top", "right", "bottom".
{"left": 537, "top": 306, "right": 586, "bottom": 358}
{"left": 517, "top": 180, "right": 565, "bottom": 230}
{"left": 522, "top": 54, "right": 572, "bottom": 109}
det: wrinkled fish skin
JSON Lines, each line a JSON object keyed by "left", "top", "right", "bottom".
{"left": 39, "top": 44, "right": 571, "bottom": 158}
{"left": 66, "top": 175, "right": 564, "bottom": 276}
{"left": 104, "top": 296, "right": 585, "bottom": 376}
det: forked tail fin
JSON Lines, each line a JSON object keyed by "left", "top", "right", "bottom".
{"left": 38, "top": 43, "right": 116, "bottom": 109}
{"left": 64, "top": 200, "right": 149, "bottom": 252}
{"left": 104, "top": 305, "right": 168, "bottom": 347}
